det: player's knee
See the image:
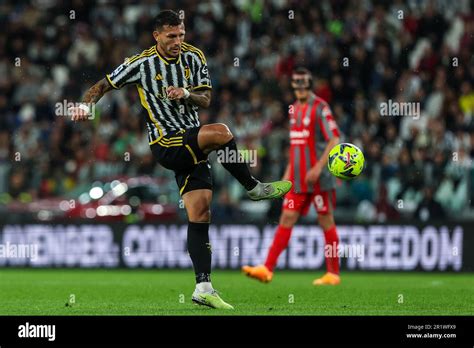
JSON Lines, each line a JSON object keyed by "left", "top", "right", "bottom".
{"left": 188, "top": 207, "right": 210, "bottom": 223}
{"left": 187, "top": 199, "right": 211, "bottom": 223}
{"left": 214, "top": 123, "right": 233, "bottom": 144}
{"left": 280, "top": 212, "right": 298, "bottom": 227}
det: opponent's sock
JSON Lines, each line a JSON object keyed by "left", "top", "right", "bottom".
{"left": 324, "top": 225, "right": 340, "bottom": 275}
{"left": 264, "top": 225, "right": 292, "bottom": 272}
{"left": 187, "top": 222, "right": 212, "bottom": 286}
{"left": 218, "top": 138, "right": 258, "bottom": 191}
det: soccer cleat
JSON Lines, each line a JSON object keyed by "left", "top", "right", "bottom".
{"left": 247, "top": 180, "right": 292, "bottom": 201}
{"left": 192, "top": 289, "right": 234, "bottom": 309}
{"left": 242, "top": 265, "right": 273, "bottom": 283}
{"left": 312, "top": 272, "right": 341, "bottom": 286}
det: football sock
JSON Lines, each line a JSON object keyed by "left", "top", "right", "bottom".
{"left": 187, "top": 222, "right": 212, "bottom": 285}
{"left": 218, "top": 138, "right": 258, "bottom": 191}
{"left": 264, "top": 225, "right": 292, "bottom": 272}
{"left": 196, "top": 282, "right": 213, "bottom": 293}
{"left": 324, "top": 225, "right": 340, "bottom": 275}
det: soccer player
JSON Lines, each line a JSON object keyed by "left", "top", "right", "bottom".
{"left": 242, "top": 67, "right": 342, "bottom": 285}
{"left": 69, "top": 10, "right": 291, "bottom": 309}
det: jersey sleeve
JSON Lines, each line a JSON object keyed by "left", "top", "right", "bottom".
{"left": 317, "top": 103, "right": 340, "bottom": 141}
{"left": 191, "top": 52, "right": 212, "bottom": 91}
{"left": 105, "top": 58, "right": 142, "bottom": 89}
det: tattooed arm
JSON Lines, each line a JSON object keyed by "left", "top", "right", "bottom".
{"left": 70, "top": 78, "right": 113, "bottom": 121}
{"left": 166, "top": 87, "right": 211, "bottom": 108}
{"left": 188, "top": 89, "right": 211, "bottom": 108}
{"left": 82, "top": 78, "right": 113, "bottom": 104}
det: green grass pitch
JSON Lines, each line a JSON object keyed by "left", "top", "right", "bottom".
{"left": 0, "top": 269, "right": 472, "bottom": 315}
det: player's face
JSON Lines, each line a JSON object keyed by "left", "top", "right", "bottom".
{"left": 153, "top": 23, "right": 185, "bottom": 58}
{"left": 292, "top": 73, "right": 311, "bottom": 101}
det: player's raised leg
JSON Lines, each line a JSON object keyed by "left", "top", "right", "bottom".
{"left": 182, "top": 189, "right": 233, "bottom": 309}
{"left": 242, "top": 209, "right": 300, "bottom": 283}
{"left": 313, "top": 196, "right": 340, "bottom": 286}
{"left": 197, "top": 123, "right": 292, "bottom": 200}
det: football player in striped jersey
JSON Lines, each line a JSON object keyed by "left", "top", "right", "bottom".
{"left": 69, "top": 10, "right": 291, "bottom": 309}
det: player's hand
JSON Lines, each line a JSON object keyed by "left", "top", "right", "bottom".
{"left": 69, "top": 106, "right": 90, "bottom": 122}
{"left": 305, "top": 162, "right": 323, "bottom": 185}
{"left": 167, "top": 86, "right": 186, "bottom": 100}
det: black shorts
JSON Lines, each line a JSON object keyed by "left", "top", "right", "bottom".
{"left": 150, "top": 126, "right": 212, "bottom": 195}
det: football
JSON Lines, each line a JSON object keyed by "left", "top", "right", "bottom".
{"left": 328, "top": 143, "right": 365, "bottom": 180}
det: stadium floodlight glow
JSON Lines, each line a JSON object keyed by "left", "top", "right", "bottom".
{"left": 85, "top": 208, "right": 96, "bottom": 218}
{"left": 89, "top": 187, "right": 104, "bottom": 200}
{"left": 111, "top": 183, "right": 128, "bottom": 197}
{"left": 59, "top": 200, "right": 71, "bottom": 211}
{"left": 152, "top": 204, "right": 164, "bottom": 214}
{"left": 129, "top": 196, "right": 141, "bottom": 207}
{"left": 37, "top": 210, "right": 52, "bottom": 221}
{"left": 96, "top": 205, "right": 122, "bottom": 216}
{"left": 110, "top": 180, "right": 121, "bottom": 189}
{"left": 110, "top": 206, "right": 121, "bottom": 216}
{"left": 120, "top": 205, "right": 132, "bottom": 215}
{"left": 96, "top": 206, "right": 107, "bottom": 216}
{"left": 78, "top": 193, "right": 91, "bottom": 204}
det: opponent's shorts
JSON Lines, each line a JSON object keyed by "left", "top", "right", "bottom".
{"left": 150, "top": 126, "right": 212, "bottom": 196}
{"left": 282, "top": 189, "right": 336, "bottom": 216}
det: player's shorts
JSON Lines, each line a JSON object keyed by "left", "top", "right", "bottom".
{"left": 282, "top": 189, "right": 336, "bottom": 216}
{"left": 150, "top": 126, "right": 212, "bottom": 196}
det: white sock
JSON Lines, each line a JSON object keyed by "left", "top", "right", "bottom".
{"left": 196, "top": 282, "right": 213, "bottom": 293}
{"left": 247, "top": 180, "right": 262, "bottom": 193}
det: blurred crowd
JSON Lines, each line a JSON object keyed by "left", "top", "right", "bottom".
{"left": 0, "top": 0, "right": 473, "bottom": 222}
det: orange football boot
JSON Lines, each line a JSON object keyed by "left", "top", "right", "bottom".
{"left": 242, "top": 265, "right": 273, "bottom": 283}
{"left": 312, "top": 272, "right": 341, "bottom": 286}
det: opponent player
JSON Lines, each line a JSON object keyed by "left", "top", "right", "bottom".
{"left": 69, "top": 10, "right": 291, "bottom": 309}
{"left": 242, "top": 67, "right": 341, "bottom": 285}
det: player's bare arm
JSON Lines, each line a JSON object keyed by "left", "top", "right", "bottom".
{"left": 83, "top": 78, "right": 113, "bottom": 104}
{"left": 305, "top": 136, "right": 340, "bottom": 185}
{"left": 70, "top": 78, "right": 113, "bottom": 121}
{"left": 188, "top": 89, "right": 211, "bottom": 108}
{"left": 167, "top": 87, "right": 211, "bottom": 108}
{"left": 282, "top": 163, "right": 290, "bottom": 181}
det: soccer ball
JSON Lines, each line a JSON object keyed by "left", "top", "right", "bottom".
{"left": 327, "top": 143, "right": 365, "bottom": 180}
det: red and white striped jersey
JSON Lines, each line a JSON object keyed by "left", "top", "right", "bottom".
{"left": 288, "top": 93, "right": 340, "bottom": 193}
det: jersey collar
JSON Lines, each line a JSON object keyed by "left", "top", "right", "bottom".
{"left": 296, "top": 92, "right": 316, "bottom": 106}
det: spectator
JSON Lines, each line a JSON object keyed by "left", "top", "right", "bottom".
{"left": 0, "top": 0, "right": 472, "bottom": 221}
{"left": 414, "top": 186, "right": 446, "bottom": 221}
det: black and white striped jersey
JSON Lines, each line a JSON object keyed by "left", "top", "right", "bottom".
{"left": 105, "top": 43, "right": 212, "bottom": 143}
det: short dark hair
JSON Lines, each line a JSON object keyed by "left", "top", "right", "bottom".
{"left": 153, "top": 10, "right": 182, "bottom": 31}
{"left": 293, "top": 67, "right": 312, "bottom": 76}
